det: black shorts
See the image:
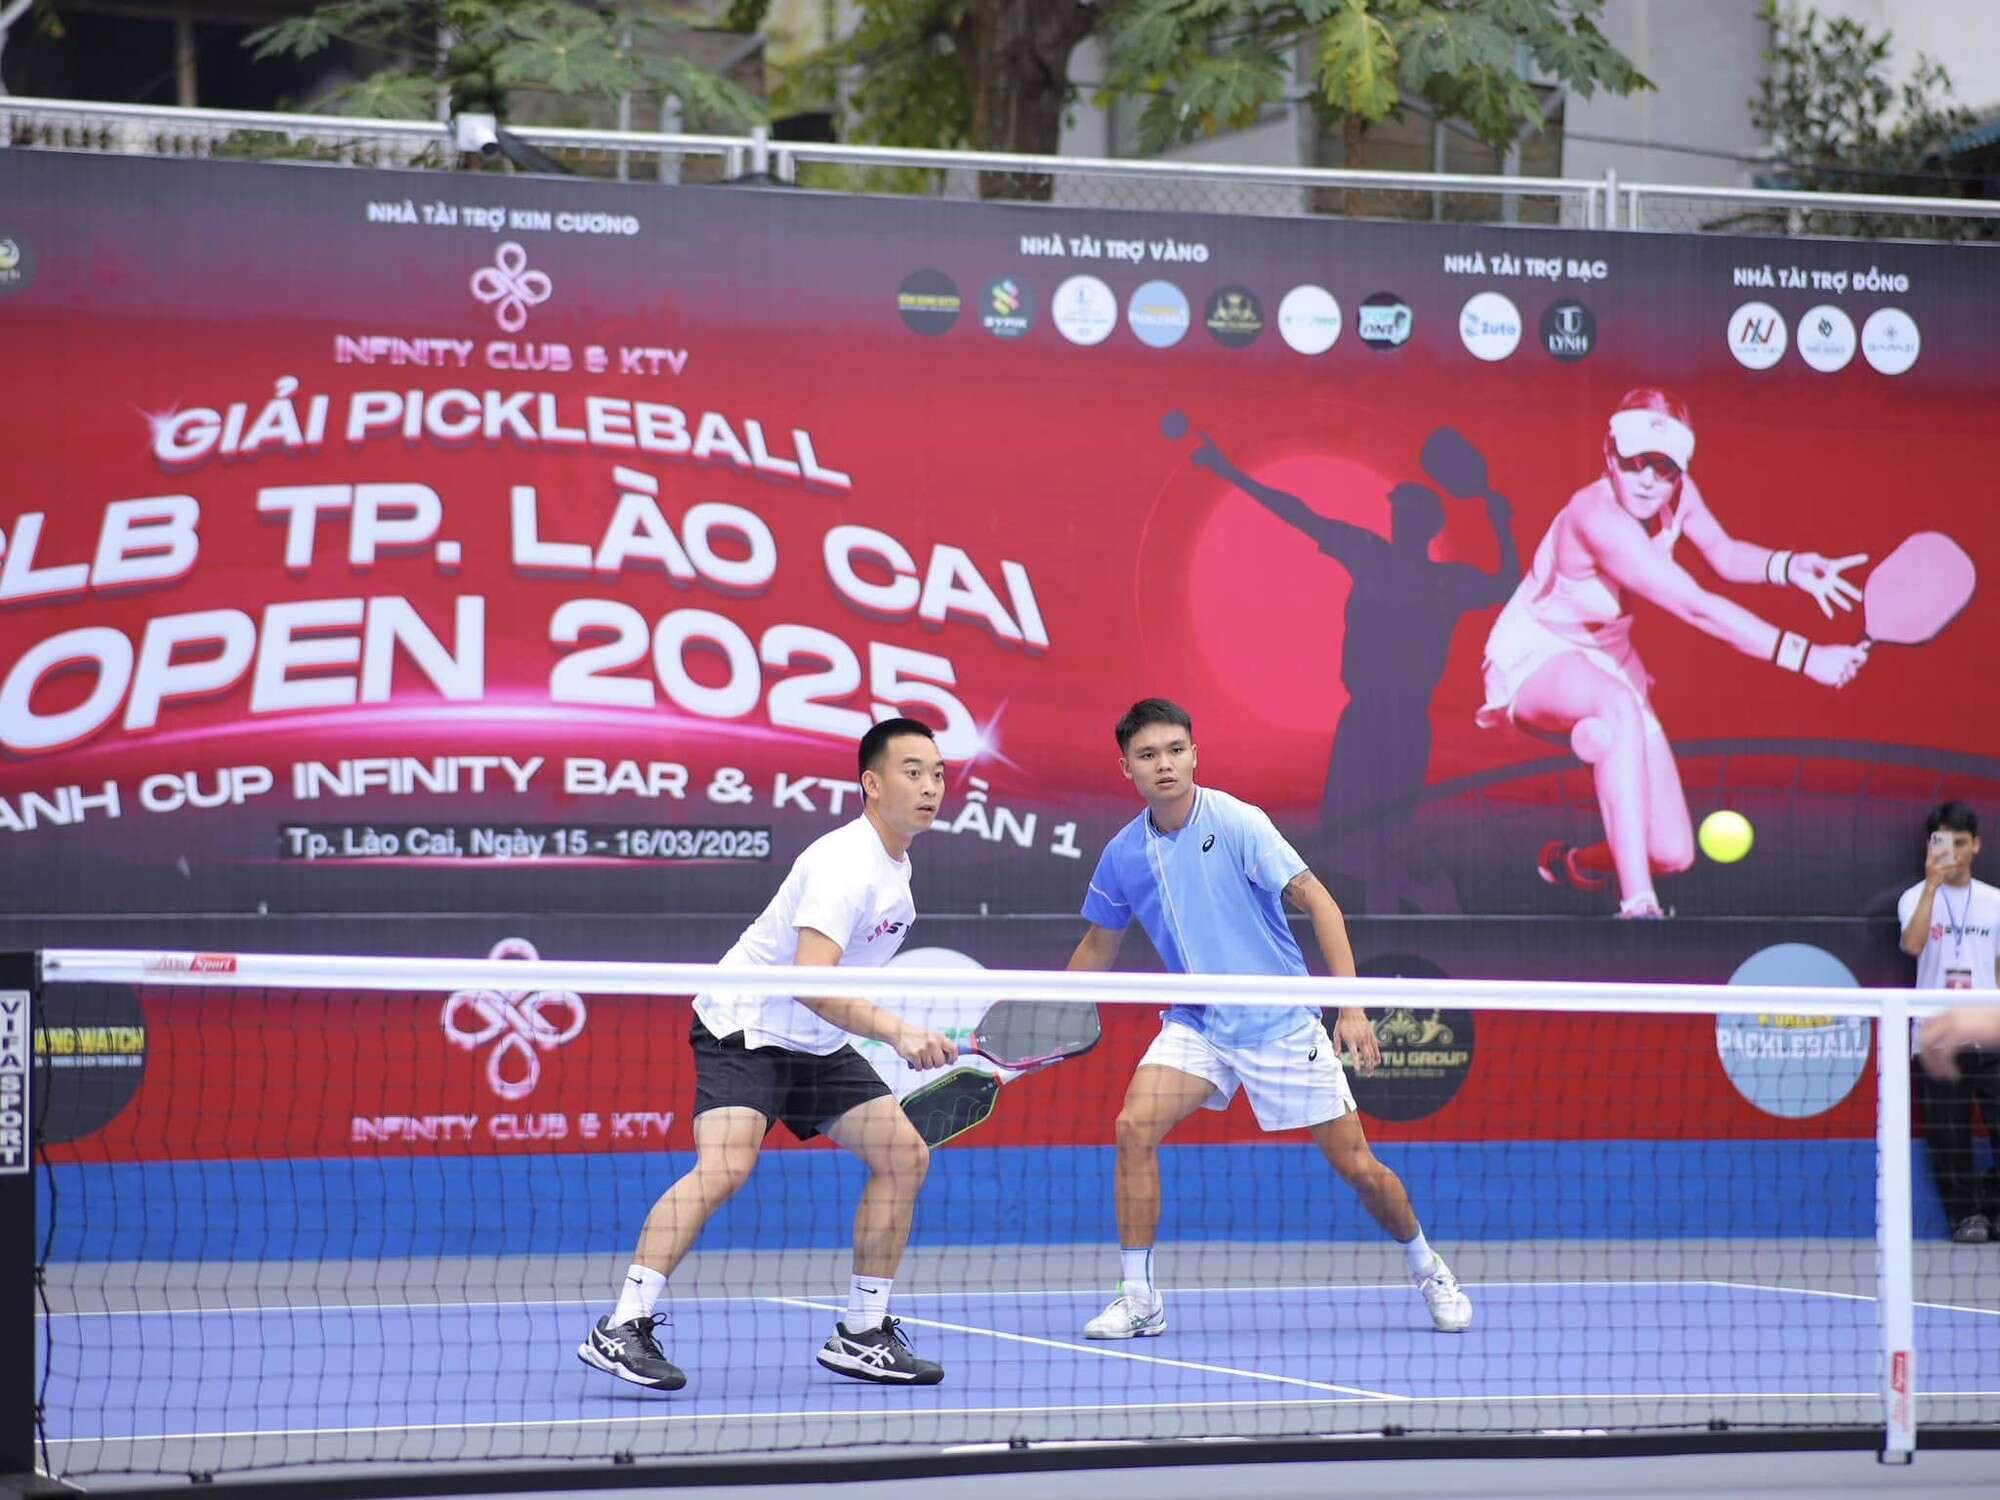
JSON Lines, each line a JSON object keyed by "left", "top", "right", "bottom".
{"left": 690, "top": 1018, "right": 893, "bottom": 1140}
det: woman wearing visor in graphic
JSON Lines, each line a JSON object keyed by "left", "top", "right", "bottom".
{"left": 1475, "top": 389, "right": 1870, "bottom": 918}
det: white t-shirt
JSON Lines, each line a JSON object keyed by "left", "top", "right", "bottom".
{"left": 1897, "top": 877, "right": 2000, "bottom": 992}
{"left": 693, "top": 815, "right": 916, "bottom": 1055}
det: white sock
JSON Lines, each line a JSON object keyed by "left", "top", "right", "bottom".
{"left": 1120, "top": 1246, "right": 1157, "bottom": 1301}
{"left": 846, "top": 1274, "right": 892, "bottom": 1331}
{"left": 1400, "top": 1231, "right": 1437, "bottom": 1281}
{"left": 611, "top": 1263, "right": 665, "bottom": 1325}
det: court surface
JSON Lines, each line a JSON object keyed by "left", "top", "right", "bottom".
{"left": 37, "top": 1240, "right": 2000, "bottom": 1485}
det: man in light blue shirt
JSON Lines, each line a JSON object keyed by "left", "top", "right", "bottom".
{"left": 1069, "top": 698, "right": 1472, "bottom": 1337}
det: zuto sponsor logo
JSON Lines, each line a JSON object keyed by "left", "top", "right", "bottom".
{"left": 1539, "top": 300, "right": 1595, "bottom": 361}
{"left": 1860, "top": 306, "right": 1920, "bottom": 375}
{"left": 441, "top": 937, "right": 586, "bottom": 1101}
{"left": 1795, "top": 304, "right": 1856, "bottom": 373}
{"left": 1727, "top": 300, "right": 1787, "bottom": 369}
{"left": 1458, "top": 291, "right": 1522, "bottom": 361}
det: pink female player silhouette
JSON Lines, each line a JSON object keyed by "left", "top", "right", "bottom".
{"left": 1475, "top": 388, "right": 1870, "bottom": 917}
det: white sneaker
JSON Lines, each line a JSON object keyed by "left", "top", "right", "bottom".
{"left": 1417, "top": 1260, "right": 1472, "bottom": 1333}
{"left": 1083, "top": 1284, "right": 1167, "bottom": 1340}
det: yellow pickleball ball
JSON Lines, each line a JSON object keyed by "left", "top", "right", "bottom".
{"left": 1699, "top": 809, "right": 1755, "bottom": 864}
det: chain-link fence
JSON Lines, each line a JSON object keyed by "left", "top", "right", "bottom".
{"left": 7, "top": 95, "right": 2000, "bottom": 243}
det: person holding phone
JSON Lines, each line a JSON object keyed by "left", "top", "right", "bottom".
{"left": 1898, "top": 802, "right": 2000, "bottom": 1243}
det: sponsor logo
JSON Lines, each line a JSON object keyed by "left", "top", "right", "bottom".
{"left": 441, "top": 937, "right": 586, "bottom": 1101}
{"left": 1714, "top": 944, "right": 1866, "bottom": 1118}
{"left": 1796, "top": 304, "right": 1857, "bottom": 373}
{"left": 471, "top": 241, "right": 553, "bottom": 333}
{"left": 865, "top": 917, "right": 908, "bottom": 943}
{"left": 1052, "top": 274, "right": 1117, "bottom": 346}
{"left": 0, "top": 236, "right": 30, "bottom": 296}
{"left": 1341, "top": 955, "right": 1475, "bottom": 1122}
{"left": 1201, "top": 833, "right": 1216, "bottom": 852}
{"left": 0, "top": 992, "right": 27, "bottom": 1174}
{"left": 1277, "top": 284, "right": 1342, "bottom": 355}
{"left": 1860, "top": 306, "right": 1920, "bottom": 375}
{"left": 1126, "top": 279, "right": 1191, "bottom": 349}
{"left": 1204, "top": 285, "right": 1265, "bottom": 348}
{"left": 1357, "top": 293, "right": 1413, "bottom": 350}
{"left": 1727, "top": 300, "right": 1787, "bottom": 369}
{"left": 144, "top": 953, "right": 238, "bottom": 974}
{"left": 1458, "top": 291, "right": 1522, "bottom": 361}
{"left": 896, "top": 269, "right": 961, "bottom": 336}
{"left": 980, "top": 276, "right": 1035, "bottom": 339}
{"left": 1539, "top": 299, "right": 1596, "bottom": 361}
{"left": 31, "top": 983, "right": 148, "bottom": 1147}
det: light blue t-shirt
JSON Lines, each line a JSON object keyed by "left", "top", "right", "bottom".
{"left": 1081, "top": 785, "right": 1317, "bottom": 1048}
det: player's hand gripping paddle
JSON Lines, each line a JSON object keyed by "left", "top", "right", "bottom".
{"left": 900, "top": 1000, "right": 1102, "bottom": 1147}
{"left": 1861, "top": 532, "right": 1976, "bottom": 647}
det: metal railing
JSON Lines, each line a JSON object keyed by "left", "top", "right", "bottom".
{"left": 6, "top": 95, "right": 1998, "bottom": 242}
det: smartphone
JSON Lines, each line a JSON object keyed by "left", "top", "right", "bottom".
{"left": 1930, "top": 829, "right": 1956, "bottom": 867}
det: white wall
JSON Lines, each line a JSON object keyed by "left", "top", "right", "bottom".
{"left": 1561, "top": 0, "right": 1770, "bottom": 188}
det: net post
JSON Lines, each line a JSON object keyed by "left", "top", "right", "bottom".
{"left": 1876, "top": 990, "right": 1916, "bottom": 1464}
{"left": 0, "top": 951, "right": 40, "bottom": 1489}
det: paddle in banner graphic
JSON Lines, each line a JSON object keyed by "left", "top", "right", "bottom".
{"left": 901, "top": 998, "right": 1102, "bottom": 1147}
{"left": 1858, "top": 531, "right": 1976, "bottom": 650}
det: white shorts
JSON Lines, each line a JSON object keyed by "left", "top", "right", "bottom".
{"left": 1139, "top": 1018, "right": 1355, "bottom": 1132}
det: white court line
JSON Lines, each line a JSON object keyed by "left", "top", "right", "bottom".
{"left": 770, "top": 1296, "right": 1396, "bottom": 1400}
{"left": 50, "top": 1387, "right": 2000, "bottom": 1450}
{"left": 41, "top": 1277, "right": 1780, "bottom": 1320}
{"left": 1696, "top": 1278, "right": 2000, "bottom": 1318}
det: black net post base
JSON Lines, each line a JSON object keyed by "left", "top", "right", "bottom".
{"left": 1, "top": 951, "right": 68, "bottom": 1497}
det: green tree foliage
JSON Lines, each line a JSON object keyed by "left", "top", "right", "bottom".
{"left": 246, "top": 0, "right": 765, "bottom": 130}
{"left": 1104, "top": 0, "right": 1650, "bottom": 163}
{"left": 1750, "top": 0, "right": 1978, "bottom": 208}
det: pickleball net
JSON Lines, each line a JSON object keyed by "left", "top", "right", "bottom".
{"left": 16, "top": 948, "right": 1997, "bottom": 1488}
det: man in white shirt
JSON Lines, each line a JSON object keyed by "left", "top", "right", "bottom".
{"left": 578, "top": 719, "right": 956, "bottom": 1389}
{"left": 1898, "top": 801, "right": 2000, "bottom": 1243}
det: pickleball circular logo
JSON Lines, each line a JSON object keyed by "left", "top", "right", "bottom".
{"left": 1278, "top": 285, "right": 1341, "bottom": 354}
{"left": 1540, "top": 299, "right": 1596, "bottom": 361}
{"left": 1715, "top": 943, "right": 1869, "bottom": 1118}
{"left": 896, "top": 270, "right": 961, "bottom": 335}
{"left": 1338, "top": 954, "right": 1475, "bottom": 1122}
{"left": 1727, "top": 300, "right": 1787, "bottom": 369}
{"left": 980, "top": 276, "right": 1035, "bottom": 339}
{"left": 1052, "top": 274, "right": 1117, "bottom": 346}
{"left": 34, "top": 983, "right": 148, "bottom": 1143}
{"left": 1797, "top": 304, "right": 1857, "bottom": 373}
{"left": 1127, "top": 279, "right": 1191, "bottom": 348}
{"left": 1205, "top": 286, "right": 1265, "bottom": 348}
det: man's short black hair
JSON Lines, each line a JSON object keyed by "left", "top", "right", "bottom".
{"left": 1115, "top": 697, "right": 1193, "bottom": 753}
{"left": 859, "top": 716, "right": 937, "bottom": 782}
{"left": 1927, "top": 801, "right": 1979, "bottom": 837}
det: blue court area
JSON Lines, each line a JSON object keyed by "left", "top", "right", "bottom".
{"left": 41, "top": 1279, "right": 2000, "bottom": 1460}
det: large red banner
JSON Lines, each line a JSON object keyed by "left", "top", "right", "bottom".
{"left": 2, "top": 150, "right": 1994, "bottom": 929}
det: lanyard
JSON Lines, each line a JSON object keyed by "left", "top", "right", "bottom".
{"left": 1938, "top": 885, "right": 1971, "bottom": 964}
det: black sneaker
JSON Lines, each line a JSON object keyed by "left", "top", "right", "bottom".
{"left": 815, "top": 1317, "right": 944, "bottom": 1385}
{"left": 577, "top": 1314, "right": 687, "bottom": 1390}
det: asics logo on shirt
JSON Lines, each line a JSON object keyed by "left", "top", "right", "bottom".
{"left": 1308, "top": 1046, "right": 1318, "bottom": 1061}
{"left": 1202, "top": 834, "right": 1216, "bottom": 852}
